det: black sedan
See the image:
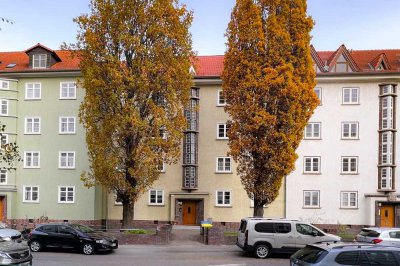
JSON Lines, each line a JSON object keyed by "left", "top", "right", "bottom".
{"left": 27, "top": 223, "right": 118, "bottom": 255}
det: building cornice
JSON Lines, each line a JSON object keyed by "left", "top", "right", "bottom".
{"left": 0, "top": 70, "right": 81, "bottom": 79}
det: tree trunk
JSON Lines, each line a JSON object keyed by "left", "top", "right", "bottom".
{"left": 253, "top": 198, "right": 264, "bottom": 217}
{"left": 122, "top": 201, "right": 135, "bottom": 228}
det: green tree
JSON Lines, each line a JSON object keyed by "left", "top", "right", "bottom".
{"left": 74, "top": 0, "right": 194, "bottom": 226}
{"left": 222, "top": 0, "right": 318, "bottom": 217}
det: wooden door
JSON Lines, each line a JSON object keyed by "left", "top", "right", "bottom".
{"left": 182, "top": 201, "right": 197, "bottom": 225}
{"left": 381, "top": 205, "right": 395, "bottom": 227}
{"left": 0, "top": 197, "right": 4, "bottom": 221}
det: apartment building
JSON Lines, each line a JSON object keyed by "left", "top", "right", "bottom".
{"left": 286, "top": 45, "right": 400, "bottom": 227}
{"left": 0, "top": 43, "right": 399, "bottom": 227}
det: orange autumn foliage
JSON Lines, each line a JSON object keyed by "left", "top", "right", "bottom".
{"left": 222, "top": 0, "right": 318, "bottom": 216}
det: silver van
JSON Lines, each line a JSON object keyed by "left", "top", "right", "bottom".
{"left": 236, "top": 217, "right": 341, "bottom": 258}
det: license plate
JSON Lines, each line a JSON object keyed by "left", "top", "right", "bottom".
{"left": 111, "top": 243, "right": 116, "bottom": 247}
{"left": 17, "top": 262, "right": 31, "bottom": 266}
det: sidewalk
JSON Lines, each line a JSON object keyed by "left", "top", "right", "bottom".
{"left": 169, "top": 225, "right": 203, "bottom": 245}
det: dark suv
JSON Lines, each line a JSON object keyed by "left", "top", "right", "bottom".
{"left": 28, "top": 223, "right": 118, "bottom": 255}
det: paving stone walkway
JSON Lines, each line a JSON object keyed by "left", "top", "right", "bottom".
{"left": 170, "top": 225, "right": 203, "bottom": 245}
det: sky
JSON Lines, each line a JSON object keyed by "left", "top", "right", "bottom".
{"left": 0, "top": 0, "right": 399, "bottom": 55}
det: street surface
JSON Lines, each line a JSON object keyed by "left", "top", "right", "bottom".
{"left": 32, "top": 245, "right": 290, "bottom": 266}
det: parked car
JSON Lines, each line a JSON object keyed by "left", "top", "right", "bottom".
{"left": 290, "top": 242, "right": 400, "bottom": 265}
{"left": 0, "top": 223, "right": 21, "bottom": 241}
{"left": 236, "top": 217, "right": 341, "bottom": 258}
{"left": 0, "top": 235, "right": 32, "bottom": 265}
{"left": 28, "top": 223, "right": 118, "bottom": 255}
{"left": 355, "top": 227, "right": 400, "bottom": 247}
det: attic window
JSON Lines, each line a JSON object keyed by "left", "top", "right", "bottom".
{"left": 32, "top": 54, "right": 47, "bottom": 68}
{"left": 377, "top": 62, "right": 386, "bottom": 71}
{"left": 5, "top": 63, "right": 16, "bottom": 68}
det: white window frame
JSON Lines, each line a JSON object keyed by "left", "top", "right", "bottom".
{"left": 0, "top": 80, "right": 9, "bottom": 90}
{"left": 217, "top": 123, "right": 229, "bottom": 139}
{"left": 217, "top": 90, "right": 226, "bottom": 106}
{"left": 60, "top": 82, "right": 77, "bottom": 99}
{"left": 0, "top": 169, "right": 7, "bottom": 184}
{"left": 58, "top": 186, "right": 75, "bottom": 203}
{"left": 342, "top": 87, "right": 359, "bottom": 104}
{"left": 157, "top": 160, "right": 165, "bottom": 173}
{"left": 381, "top": 167, "right": 393, "bottom": 189}
{"left": 0, "top": 134, "right": 7, "bottom": 146}
{"left": 314, "top": 87, "right": 322, "bottom": 105}
{"left": 216, "top": 157, "right": 232, "bottom": 173}
{"left": 0, "top": 100, "right": 8, "bottom": 116}
{"left": 382, "top": 96, "right": 394, "bottom": 130}
{"left": 341, "top": 122, "right": 359, "bottom": 139}
{"left": 59, "top": 117, "right": 76, "bottom": 134}
{"left": 59, "top": 151, "right": 76, "bottom": 169}
{"left": 23, "top": 186, "right": 39, "bottom": 203}
{"left": 340, "top": 191, "right": 358, "bottom": 209}
{"left": 25, "top": 83, "right": 41, "bottom": 100}
{"left": 216, "top": 190, "right": 232, "bottom": 207}
{"left": 382, "top": 132, "right": 393, "bottom": 165}
{"left": 23, "top": 151, "right": 40, "bottom": 168}
{"left": 32, "top": 54, "right": 47, "bottom": 68}
{"left": 303, "top": 190, "right": 320, "bottom": 208}
{"left": 303, "top": 157, "right": 320, "bottom": 174}
{"left": 341, "top": 156, "right": 358, "bottom": 174}
{"left": 24, "top": 117, "right": 41, "bottom": 134}
{"left": 304, "top": 122, "right": 321, "bottom": 139}
{"left": 149, "top": 189, "right": 164, "bottom": 205}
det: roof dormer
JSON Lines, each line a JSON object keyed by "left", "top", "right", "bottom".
{"left": 327, "top": 44, "right": 360, "bottom": 73}
{"left": 369, "top": 53, "right": 391, "bottom": 71}
{"left": 24, "top": 43, "right": 62, "bottom": 69}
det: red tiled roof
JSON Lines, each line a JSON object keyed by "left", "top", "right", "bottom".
{"left": 0, "top": 45, "right": 399, "bottom": 76}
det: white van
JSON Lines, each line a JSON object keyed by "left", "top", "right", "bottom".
{"left": 236, "top": 217, "right": 341, "bottom": 258}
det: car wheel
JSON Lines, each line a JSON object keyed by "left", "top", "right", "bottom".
{"left": 254, "top": 244, "right": 270, "bottom": 259}
{"left": 29, "top": 240, "right": 42, "bottom": 252}
{"left": 82, "top": 242, "right": 95, "bottom": 255}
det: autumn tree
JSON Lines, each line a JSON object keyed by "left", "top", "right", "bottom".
{"left": 222, "top": 0, "right": 318, "bottom": 217}
{"left": 74, "top": 0, "right": 194, "bottom": 226}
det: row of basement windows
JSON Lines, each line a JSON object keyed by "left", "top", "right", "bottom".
{"left": 304, "top": 156, "right": 359, "bottom": 174}
{"left": 305, "top": 122, "right": 359, "bottom": 139}
{"left": 217, "top": 87, "right": 360, "bottom": 106}
{"left": 146, "top": 189, "right": 261, "bottom": 207}
{"left": 23, "top": 186, "right": 75, "bottom": 203}
{"left": 0, "top": 81, "right": 76, "bottom": 100}
{"left": 304, "top": 190, "right": 358, "bottom": 209}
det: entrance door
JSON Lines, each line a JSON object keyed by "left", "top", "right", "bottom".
{"left": 381, "top": 205, "right": 395, "bottom": 227}
{"left": 0, "top": 197, "right": 4, "bottom": 221}
{"left": 182, "top": 201, "right": 197, "bottom": 225}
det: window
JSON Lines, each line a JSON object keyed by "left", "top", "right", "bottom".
{"left": 342, "top": 87, "right": 359, "bottom": 104}
{"left": 365, "top": 251, "right": 397, "bottom": 265}
{"left": 157, "top": 160, "right": 165, "bottom": 172}
{"left": 149, "top": 189, "right": 164, "bottom": 205}
{"left": 296, "top": 223, "right": 322, "bottom": 236}
{"left": 381, "top": 167, "right": 393, "bottom": 189}
{"left": 23, "top": 186, "right": 39, "bottom": 203}
{"left": 0, "top": 100, "right": 8, "bottom": 115}
{"left": 335, "top": 251, "right": 360, "bottom": 265}
{"left": 217, "top": 90, "right": 226, "bottom": 106}
{"left": 0, "top": 169, "right": 6, "bottom": 184}
{"left": 314, "top": 87, "right": 322, "bottom": 105}
{"left": 32, "top": 54, "right": 47, "bottom": 68}
{"left": 59, "top": 152, "right": 75, "bottom": 169}
{"left": 217, "top": 123, "right": 229, "bottom": 139}
{"left": 0, "top": 134, "right": 7, "bottom": 146}
{"left": 341, "top": 191, "right": 358, "bottom": 208}
{"left": 382, "top": 132, "right": 393, "bottom": 165}
{"left": 60, "top": 82, "right": 76, "bottom": 99}
{"left": 25, "top": 83, "right": 41, "bottom": 99}
{"left": 24, "top": 152, "right": 40, "bottom": 168}
{"left": 341, "top": 157, "right": 358, "bottom": 174}
{"left": 303, "top": 157, "right": 320, "bottom": 174}
{"left": 382, "top": 96, "right": 394, "bottom": 129}
{"left": 58, "top": 186, "right": 75, "bottom": 203}
{"left": 304, "top": 122, "right": 321, "bottom": 139}
{"left": 303, "top": 190, "right": 319, "bottom": 208}
{"left": 0, "top": 80, "right": 9, "bottom": 90}
{"left": 25, "top": 117, "right": 41, "bottom": 134}
{"left": 59, "top": 117, "right": 76, "bottom": 134}
{"left": 341, "top": 122, "right": 359, "bottom": 139}
{"left": 216, "top": 190, "right": 231, "bottom": 206}
{"left": 216, "top": 157, "right": 232, "bottom": 173}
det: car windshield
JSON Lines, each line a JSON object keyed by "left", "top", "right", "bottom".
{"left": 69, "top": 224, "right": 94, "bottom": 233}
{"left": 292, "top": 246, "right": 328, "bottom": 263}
{"left": 359, "top": 229, "right": 380, "bottom": 237}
